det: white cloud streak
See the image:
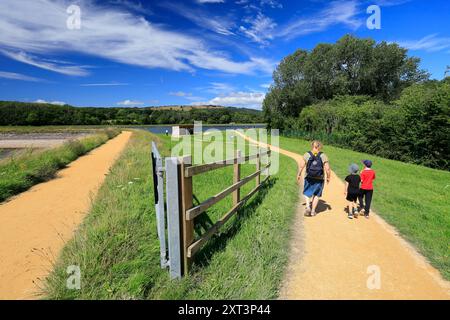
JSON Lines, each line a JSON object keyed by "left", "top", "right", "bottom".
{"left": 277, "top": 1, "right": 362, "bottom": 40}
{"left": 240, "top": 13, "right": 277, "bottom": 46}
{"left": 81, "top": 82, "right": 128, "bottom": 86}
{"left": 1, "top": 50, "right": 89, "bottom": 76}
{"left": 396, "top": 34, "right": 450, "bottom": 53}
{"left": 0, "top": 71, "right": 43, "bottom": 82}
{"left": 35, "top": 99, "right": 66, "bottom": 105}
{"left": 0, "top": 0, "right": 273, "bottom": 76}
{"left": 117, "top": 99, "right": 144, "bottom": 106}
{"left": 197, "top": 0, "right": 225, "bottom": 3}
{"left": 192, "top": 91, "right": 265, "bottom": 109}
{"left": 161, "top": 2, "right": 235, "bottom": 36}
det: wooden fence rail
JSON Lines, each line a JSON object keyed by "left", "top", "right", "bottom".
{"left": 179, "top": 148, "right": 271, "bottom": 274}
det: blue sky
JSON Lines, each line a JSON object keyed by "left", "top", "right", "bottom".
{"left": 0, "top": 0, "right": 449, "bottom": 109}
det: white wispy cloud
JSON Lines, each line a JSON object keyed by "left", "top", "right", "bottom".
{"left": 192, "top": 91, "right": 265, "bottom": 109}
{"left": 0, "top": 0, "right": 273, "bottom": 76}
{"left": 236, "top": 0, "right": 283, "bottom": 10}
{"left": 169, "top": 91, "right": 192, "bottom": 97}
{"left": 240, "top": 13, "right": 277, "bottom": 46}
{"left": 80, "top": 82, "right": 128, "bottom": 86}
{"left": 169, "top": 91, "right": 205, "bottom": 101}
{"left": 395, "top": 34, "right": 450, "bottom": 53}
{"left": 161, "top": 2, "right": 235, "bottom": 36}
{"left": 370, "top": 0, "right": 411, "bottom": 7}
{"left": 201, "top": 82, "right": 236, "bottom": 94}
{"left": 117, "top": 99, "right": 144, "bottom": 106}
{"left": 277, "top": 1, "right": 362, "bottom": 40}
{"left": 35, "top": 99, "right": 66, "bottom": 105}
{"left": 110, "top": 0, "right": 153, "bottom": 15}
{"left": 0, "top": 50, "right": 89, "bottom": 76}
{"left": 0, "top": 71, "right": 43, "bottom": 82}
{"left": 259, "top": 0, "right": 283, "bottom": 9}
{"left": 197, "top": 0, "right": 225, "bottom": 3}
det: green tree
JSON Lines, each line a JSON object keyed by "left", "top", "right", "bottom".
{"left": 263, "top": 34, "right": 429, "bottom": 129}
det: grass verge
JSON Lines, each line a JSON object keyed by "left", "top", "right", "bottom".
{"left": 278, "top": 136, "right": 450, "bottom": 280}
{"left": 44, "top": 130, "right": 299, "bottom": 299}
{"left": 0, "top": 128, "right": 120, "bottom": 203}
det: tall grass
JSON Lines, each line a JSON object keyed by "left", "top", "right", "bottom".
{"left": 278, "top": 135, "right": 450, "bottom": 280}
{"left": 44, "top": 130, "right": 299, "bottom": 299}
{"left": 0, "top": 128, "right": 120, "bottom": 203}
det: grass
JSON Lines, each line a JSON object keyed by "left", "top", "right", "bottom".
{"left": 0, "top": 128, "right": 120, "bottom": 203}
{"left": 277, "top": 136, "right": 450, "bottom": 280}
{"left": 44, "top": 129, "right": 299, "bottom": 299}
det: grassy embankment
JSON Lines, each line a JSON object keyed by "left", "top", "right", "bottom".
{"left": 44, "top": 129, "right": 299, "bottom": 299}
{"left": 0, "top": 128, "right": 120, "bottom": 202}
{"left": 278, "top": 136, "right": 450, "bottom": 280}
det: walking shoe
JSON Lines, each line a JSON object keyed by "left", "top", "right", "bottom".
{"left": 304, "top": 207, "right": 311, "bottom": 216}
{"left": 364, "top": 214, "right": 370, "bottom": 219}
{"left": 311, "top": 211, "right": 317, "bottom": 217}
{"left": 348, "top": 214, "right": 353, "bottom": 219}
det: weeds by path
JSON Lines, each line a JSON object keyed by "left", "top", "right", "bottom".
{"left": 0, "top": 128, "right": 120, "bottom": 203}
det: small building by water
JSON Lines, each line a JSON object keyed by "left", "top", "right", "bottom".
{"left": 172, "top": 125, "right": 194, "bottom": 138}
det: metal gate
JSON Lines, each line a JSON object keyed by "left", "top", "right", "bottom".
{"left": 151, "top": 141, "right": 271, "bottom": 279}
{"left": 151, "top": 142, "right": 182, "bottom": 279}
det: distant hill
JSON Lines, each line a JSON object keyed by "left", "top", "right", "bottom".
{"left": 0, "top": 101, "right": 263, "bottom": 126}
{"left": 146, "top": 105, "right": 225, "bottom": 111}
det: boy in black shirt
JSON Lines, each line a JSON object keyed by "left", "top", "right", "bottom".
{"left": 344, "top": 164, "right": 361, "bottom": 219}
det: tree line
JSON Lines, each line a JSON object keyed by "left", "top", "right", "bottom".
{"left": 263, "top": 35, "right": 449, "bottom": 170}
{"left": 0, "top": 103, "right": 263, "bottom": 126}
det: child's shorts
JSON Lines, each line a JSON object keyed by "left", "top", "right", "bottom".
{"left": 346, "top": 192, "right": 359, "bottom": 202}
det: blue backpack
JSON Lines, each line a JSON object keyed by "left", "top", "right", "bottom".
{"left": 306, "top": 151, "right": 324, "bottom": 180}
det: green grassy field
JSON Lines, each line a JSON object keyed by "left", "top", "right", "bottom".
{"left": 277, "top": 136, "right": 450, "bottom": 280}
{"left": 0, "top": 128, "right": 120, "bottom": 203}
{"left": 44, "top": 130, "right": 299, "bottom": 299}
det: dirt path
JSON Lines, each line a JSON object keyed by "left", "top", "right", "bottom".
{"left": 236, "top": 131, "right": 450, "bottom": 300}
{"left": 0, "top": 131, "right": 132, "bottom": 300}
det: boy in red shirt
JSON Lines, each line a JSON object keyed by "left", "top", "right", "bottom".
{"left": 359, "top": 160, "right": 376, "bottom": 219}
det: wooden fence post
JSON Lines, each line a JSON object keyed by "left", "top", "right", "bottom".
{"left": 233, "top": 150, "right": 241, "bottom": 206}
{"left": 256, "top": 149, "right": 261, "bottom": 187}
{"left": 180, "top": 155, "right": 194, "bottom": 274}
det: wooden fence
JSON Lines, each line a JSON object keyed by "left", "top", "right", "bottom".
{"left": 179, "top": 148, "right": 271, "bottom": 274}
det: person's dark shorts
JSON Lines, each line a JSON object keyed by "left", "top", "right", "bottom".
{"left": 346, "top": 192, "right": 359, "bottom": 202}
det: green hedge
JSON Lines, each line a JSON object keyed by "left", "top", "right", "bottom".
{"left": 283, "top": 81, "right": 450, "bottom": 170}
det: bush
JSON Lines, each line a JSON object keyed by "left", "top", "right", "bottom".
{"left": 286, "top": 80, "right": 450, "bottom": 170}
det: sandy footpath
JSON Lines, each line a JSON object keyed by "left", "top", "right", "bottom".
{"left": 0, "top": 131, "right": 132, "bottom": 299}
{"left": 236, "top": 131, "right": 450, "bottom": 300}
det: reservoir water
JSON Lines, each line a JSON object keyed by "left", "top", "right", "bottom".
{"left": 134, "top": 124, "right": 266, "bottom": 135}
